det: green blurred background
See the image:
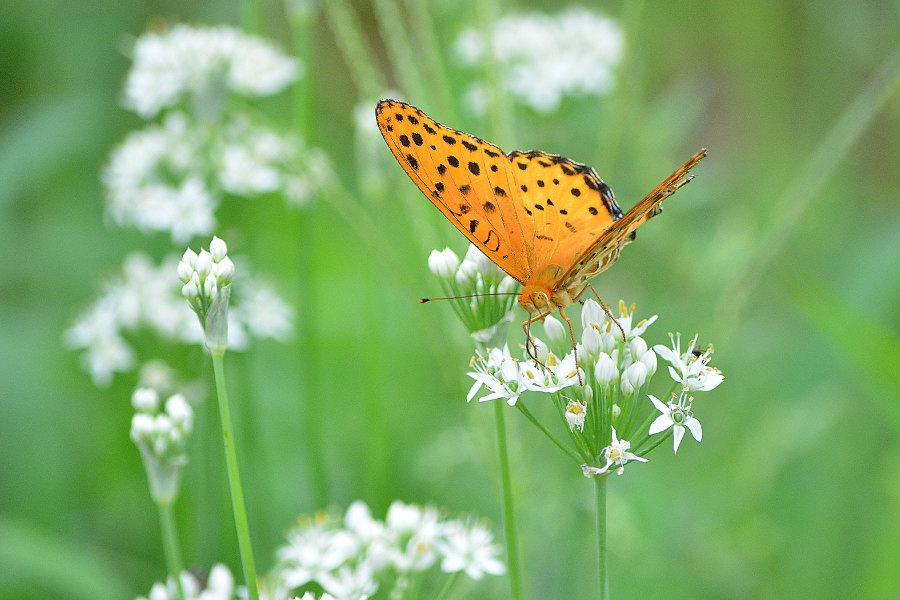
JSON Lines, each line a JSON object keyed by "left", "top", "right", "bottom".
{"left": 1, "top": 1, "right": 898, "bottom": 598}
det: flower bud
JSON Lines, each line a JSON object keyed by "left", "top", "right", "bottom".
{"left": 594, "top": 352, "right": 618, "bottom": 386}
{"left": 620, "top": 361, "right": 648, "bottom": 396}
{"left": 209, "top": 236, "right": 228, "bottom": 261}
{"left": 181, "top": 248, "right": 198, "bottom": 267}
{"left": 132, "top": 387, "right": 160, "bottom": 412}
{"left": 177, "top": 259, "right": 194, "bottom": 283}
{"left": 215, "top": 256, "right": 235, "bottom": 285}
{"left": 542, "top": 314, "right": 566, "bottom": 346}
{"left": 581, "top": 298, "right": 604, "bottom": 329}
{"left": 427, "top": 247, "right": 459, "bottom": 279}
{"left": 195, "top": 250, "right": 212, "bottom": 278}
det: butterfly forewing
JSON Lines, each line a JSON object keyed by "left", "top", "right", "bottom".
{"left": 376, "top": 99, "right": 532, "bottom": 283}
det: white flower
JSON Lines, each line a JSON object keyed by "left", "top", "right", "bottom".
{"left": 437, "top": 520, "right": 506, "bottom": 580}
{"left": 582, "top": 426, "right": 647, "bottom": 476}
{"left": 385, "top": 501, "right": 442, "bottom": 573}
{"left": 136, "top": 563, "right": 234, "bottom": 600}
{"left": 565, "top": 400, "right": 586, "bottom": 431}
{"left": 124, "top": 25, "right": 300, "bottom": 119}
{"left": 648, "top": 393, "right": 703, "bottom": 453}
{"left": 230, "top": 282, "right": 295, "bottom": 341}
{"left": 427, "top": 247, "right": 460, "bottom": 279}
{"left": 454, "top": 8, "right": 623, "bottom": 114}
{"left": 318, "top": 564, "right": 378, "bottom": 600}
{"left": 66, "top": 252, "right": 292, "bottom": 386}
{"left": 278, "top": 525, "right": 361, "bottom": 589}
{"left": 467, "top": 346, "right": 524, "bottom": 405}
{"left": 654, "top": 333, "right": 724, "bottom": 392}
{"left": 460, "top": 244, "right": 508, "bottom": 285}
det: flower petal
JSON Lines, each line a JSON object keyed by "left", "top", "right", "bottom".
{"left": 685, "top": 417, "right": 703, "bottom": 442}
{"left": 649, "top": 413, "right": 673, "bottom": 435}
{"left": 672, "top": 424, "right": 685, "bottom": 453}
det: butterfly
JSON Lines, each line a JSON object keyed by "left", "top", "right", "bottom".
{"left": 376, "top": 98, "right": 705, "bottom": 356}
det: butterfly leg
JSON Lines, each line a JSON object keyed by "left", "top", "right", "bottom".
{"left": 522, "top": 313, "right": 551, "bottom": 368}
{"left": 556, "top": 307, "right": 583, "bottom": 385}
{"left": 584, "top": 283, "right": 627, "bottom": 342}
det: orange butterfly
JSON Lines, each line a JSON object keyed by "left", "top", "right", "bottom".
{"left": 376, "top": 99, "right": 705, "bottom": 352}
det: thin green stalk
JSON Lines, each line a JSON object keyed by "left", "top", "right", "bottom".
{"left": 515, "top": 400, "right": 582, "bottom": 463}
{"left": 403, "top": 0, "right": 457, "bottom": 120}
{"left": 323, "top": 0, "right": 385, "bottom": 100}
{"left": 433, "top": 571, "right": 462, "bottom": 600}
{"left": 157, "top": 502, "right": 185, "bottom": 600}
{"left": 211, "top": 353, "right": 259, "bottom": 600}
{"left": 493, "top": 400, "right": 523, "bottom": 600}
{"left": 718, "top": 45, "right": 900, "bottom": 327}
{"left": 595, "top": 476, "right": 610, "bottom": 600}
{"left": 373, "top": 0, "right": 431, "bottom": 105}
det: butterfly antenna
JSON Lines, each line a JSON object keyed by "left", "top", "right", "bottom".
{"left": 420, "top": 292, "right": 518, "bottom": 303}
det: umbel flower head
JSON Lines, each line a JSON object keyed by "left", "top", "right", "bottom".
{"left": 454, "top": 7, "right": 623, "bottom": 114}
{"left": 273, "top": 500, "right": 504, "bottom": 599}
{"left": 179, "top": 236, "right": 235, "bottom": 355}
{"left": 136, "top": 563, "right": 239, "bottom": 600}
{"left": 130, "top": 387, "right": 193, "bottom": 504}
{"left": 105, "top": 24, "right": 330, "bottom": 242}
{"left": 65, "top": 251, "right": 293, "bottom": 387}
{"left": 427, "top": 244, "right": 518, "bottom": 349}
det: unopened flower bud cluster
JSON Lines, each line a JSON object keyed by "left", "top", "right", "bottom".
{"left": 427, "top": 244, "right": 518, "bottom": 337}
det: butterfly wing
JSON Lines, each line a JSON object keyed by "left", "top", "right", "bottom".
{"left": 501, "top": 150, "right": 626, "bottom": 279}
{"left": 561, "top": 148, "right": 707, "bottom": 285}
{"left": 376, "top": 99, "right": 533, "bottom": 284}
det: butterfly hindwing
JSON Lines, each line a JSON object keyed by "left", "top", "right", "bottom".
{"left": 504, "top": 150, "right": 623, "bottom": 283}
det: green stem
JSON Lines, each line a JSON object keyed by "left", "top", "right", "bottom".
{"left": 432, "top": 571, "right": 462, "bottom": 600}
{"left": 211, "top": 353, "right": 259, "bottom": 600}
{"left": 515, "top": 400, "right": 582, "bottom": 463}
{"left": 718, "top": 44, "right": 900, "bottom": 327}
{"left": 493, "top": 400, "right": 523, "bottom": 600}
{"left": 157, "top": 502, "right": 185, "bottom": 600}
{"left": 595, "top": 476, "right": 610, "bottom": 600}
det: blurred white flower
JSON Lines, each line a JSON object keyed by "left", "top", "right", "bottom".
{"left": 437, "top": 520, "right": 506, "bottom": 580}
{"left": 136, "top": 563, "right": 235, "bottom": 600}
{"left": 66, "top": 252, "right": 293, "bottom": 386}
{"left": 273, "top": 500, "right": 504, "bottom": 598}
{"left": 124, "top": 25, "right": 300, "bottom": 119}
{"left": 454, "top": 7, "right": 623, "bottom": 113}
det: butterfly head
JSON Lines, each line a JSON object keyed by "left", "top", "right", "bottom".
{"left": 518, "top": 265, "right": 576, "bottom": 315}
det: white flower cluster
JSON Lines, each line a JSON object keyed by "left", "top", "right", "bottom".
{"left": 130, "top": 387, "right": 193, "bottom": 503}
{"left": 130, "top": 387, "right": 193, "bottom": 461}
{"left": 427, "top": 245, "right": 518, "bottom": 339}
{"left": 467, "top": 345, "right": 582, "bottom": 406}
{"left": 454, "top": 7, "right": 624, "bottom": 113}
{"left": 648, "top": 332, "right": 723, "bottom": 453}
{"left": 65, "top": 251, "right": 293, "bottom": 386}
{"left": 137, "top": 563, "right": 238, "bottom": 600}
{"left": 273, "top": 500, "right": 505, "bottom": 600}
{"left": 124, "top": 24, "right": 300, "bottom": 119}
{"left": 106, "top": 25, "right": 329, "bottom": 241}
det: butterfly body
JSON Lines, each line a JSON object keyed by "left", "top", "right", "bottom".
{"left": 376, "top": 99, "right": 705, "bottom": 337}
